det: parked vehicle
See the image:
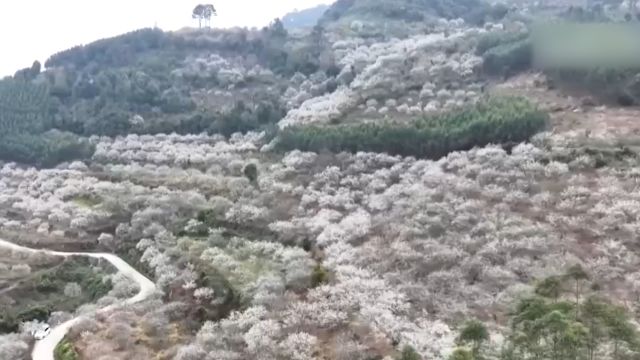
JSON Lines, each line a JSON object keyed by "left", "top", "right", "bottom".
{"left": 33, "top": 324, "right": 51, "bottom": 340}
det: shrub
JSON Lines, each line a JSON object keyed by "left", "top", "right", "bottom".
{"left": 311, "top": 264, "right": 330, "bottom": 287}
{"left": 54, "top": 338, "right": 79, "bottom": 360}
{"left": 277, "top": 97, "right": 547, "bottom": 159}
{"left": 448, "top": 348, "right": 473, "bottom": 360}
{"left": 17, "top": 306, "right": 50, "bottom": 324}
{"left": 243, "top": 163, "right": 259, "bottom": 184}
{"left": 399, "top": 345, "right": 421, "bottom": 360}
{"left": 196, "top": 209, "right": 224, "bottom": 229}
{"left": 456, "top": 320, "right": 488, "bottom": 358}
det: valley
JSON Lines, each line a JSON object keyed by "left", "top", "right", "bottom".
{"left": 2, "top": 0, "right": 640, "bottom": 359}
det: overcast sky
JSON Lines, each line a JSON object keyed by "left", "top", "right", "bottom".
{"left": 0, "top": 0, "right": 334, "bottom": 76}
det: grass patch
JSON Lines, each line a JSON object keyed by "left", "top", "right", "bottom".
{"left": 277, "top": 96, "right": 547, "bottom": 159}
{"left": 71, "top": 194, "right": 102, "bottom": 208}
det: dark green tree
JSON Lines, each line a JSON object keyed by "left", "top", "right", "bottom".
{"left": 400, "top": 345, "right": 421, "bottom": 360}
{"left": 535, "top": 276, "right": 563, "bottom": 301}
{"left": 565, "top": 264, "right": 589, "bottom": 310}
{"left": 31, "top": 60, "right": 41, "bottom": 75}
{"left": 192, "top": 4, "right": 205, "bottom": 28}
{"left": 581, "top": 296, "right": 608, "bottom": 360}
{"left": 243, "top": 163, "right": 258, "bottom": 185}
{"left": 193, "top": 4, "right": 217, "bottom": 28}
{"left": 448, "top": 347, "right": 473, "bottom": 360}
{"left": 202, "top": 4, "right": 217, "bottom": 27}
{"left": 457, "top": 319, "right": 489, "bottom": 358}
{"left": 13, "top": 60, "right": 42, "bottom": 81}
{"left": 311, "top": 264, "right": 329, "bottom": 287}
{"left": 604, "top": 304, "right": 638, "bottom": 359}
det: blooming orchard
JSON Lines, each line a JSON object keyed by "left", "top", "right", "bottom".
{"left": 0, "top": 126, "right": 638, "bottom": 359}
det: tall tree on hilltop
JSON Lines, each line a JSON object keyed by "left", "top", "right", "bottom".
{"left": 203, "top": 4, "right": 216, "bottom": 28}
{"left": 192, "top": 4, "right": 217, "bottom": 28}
{"left": 192, "top": 4, "right": 205, "bottom": 28}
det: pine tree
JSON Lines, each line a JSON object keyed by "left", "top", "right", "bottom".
{"left": 565, "top": 264, "right": 589, "bottom": 310}
{"left": 457, "top": 320, "right": 489, "bottom": 359}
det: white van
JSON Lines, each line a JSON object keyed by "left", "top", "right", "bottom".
{"left": 32, "top": 324, "right": 51, "bottom": 340}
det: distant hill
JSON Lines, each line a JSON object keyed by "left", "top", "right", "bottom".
{"left": 320, "top": 0, "right": 491, "bottom": 27}
{"left": 316, "top": 0, "right": 509, "bottom": 39}
{"left": 282, "top": 4, "right": 331, "bottom": 29}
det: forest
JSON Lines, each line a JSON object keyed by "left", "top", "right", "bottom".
{"left": 3, "top": 0, "right": 640, "bottom": 359}
{"left": 277, "top": 97, "right": 547, "bottom": 158}
{"left": 0, "top": 80, "right": 93, "bottom": 166}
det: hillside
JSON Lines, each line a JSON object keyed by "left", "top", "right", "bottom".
{"left": 0, "top": 23, "right": 341, "bottom": 165}
{"left": 282, "top": 4, "right": 330, "bottom": 29}
{"left": 318, "top": 0, "right": 510, "bottom": 38}
{"left": 4, "top": 0, "right": 640, "bottom": 360}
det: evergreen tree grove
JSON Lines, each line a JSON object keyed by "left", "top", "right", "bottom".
{"left": 454, "top": 267, "right": 640, "bottom": 360}
{"left": 277, "top": 96, "right": 547, "bottom": 159}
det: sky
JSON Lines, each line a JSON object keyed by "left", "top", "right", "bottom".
{"left": 0, "top": 0, "right": 335, "bottom": 76}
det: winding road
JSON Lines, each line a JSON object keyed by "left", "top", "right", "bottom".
{"left": 0, "top": 238, "right": 156, "bottom": 360}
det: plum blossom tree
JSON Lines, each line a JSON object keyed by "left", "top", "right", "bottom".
{"left": 97, "top": 233, "right": 118, "bottom": 250}
{"left": 64, "top": 282, "right": 82, "bottom": 298}
{"left": 175, "top": 344, "right": 207, "bottom": 360}
{"left": 279, "top": 332, "right": 318, "bottom": 360}
{"left": 0, "top": 333, "right": 29, "bottom": 360}
{"left": 11, "top": 264, "right": 31, "bottom": 276}
{"left": 106, "top": 322, "right": 133, "bottom": 350}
